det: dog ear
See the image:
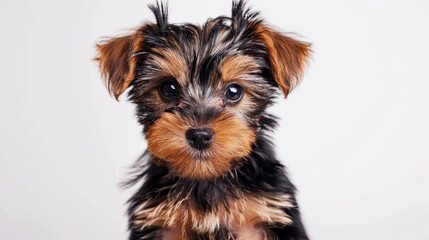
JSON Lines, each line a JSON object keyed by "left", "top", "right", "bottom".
{"left": 95, "top": 29, "right": 144, "bottom": 100}
{"left": 256, "top": 25, "right": 311, "bottom": 97}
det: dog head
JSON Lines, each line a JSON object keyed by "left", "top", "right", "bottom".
{"left": 95, "top": 1, "right": 311, "bottom": 179}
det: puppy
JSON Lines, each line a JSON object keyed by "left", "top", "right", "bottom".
{"left": 95, "top": 1, "right": 311, "bottom": 239}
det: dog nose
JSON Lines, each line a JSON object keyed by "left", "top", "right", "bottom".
{"left": 186, "top": 128, "right": 214, "bottom": 150}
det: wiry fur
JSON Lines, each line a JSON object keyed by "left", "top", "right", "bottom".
{"left": 95, "top": 1, "right": 311, "bottom": 239}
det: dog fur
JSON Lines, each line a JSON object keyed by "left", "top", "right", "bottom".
{"left": 95, "top": 1, "right": 311, "bottom": 239}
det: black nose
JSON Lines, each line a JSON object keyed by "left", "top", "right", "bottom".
{"left": 186, "top": 128, "right": 214, "bottom": 150}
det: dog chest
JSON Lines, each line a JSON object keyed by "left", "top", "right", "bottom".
{"left": 133, "top": 193, "right": 293, "bottom": 239}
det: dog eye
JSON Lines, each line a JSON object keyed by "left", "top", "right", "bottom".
{"left": 159, "top": 80, "right": 179, "bottom": 99}
{"left": 225, "top": 84, "right": 243, "bottom": 102}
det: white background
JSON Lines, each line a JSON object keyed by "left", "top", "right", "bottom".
{"left": 1, "top": 0, "right": 429, "bottom": 239}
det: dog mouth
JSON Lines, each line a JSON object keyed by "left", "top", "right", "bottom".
{"left": 187, "top": 148, "right": 215, "bottom": 162}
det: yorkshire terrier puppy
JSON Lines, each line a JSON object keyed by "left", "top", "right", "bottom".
{"left": 95, "top": 1, "right": 311, "bottom": 239}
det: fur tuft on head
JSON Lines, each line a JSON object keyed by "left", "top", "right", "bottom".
{"left": 148, "top": 1, "right": 169, "bottom": 33}
{"left": 231, "top": 0, "right": 261, "bottom": 30}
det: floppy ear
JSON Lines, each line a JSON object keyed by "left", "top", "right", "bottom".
{"left": 95, "top": 29, "right": 144, "bottom": 100}
{"left": 256, "top": 25, "right": 311, "bottom": 97}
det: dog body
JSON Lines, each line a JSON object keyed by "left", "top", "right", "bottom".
{"left": 96, "top": 1, "right": 311, "bottom": 239}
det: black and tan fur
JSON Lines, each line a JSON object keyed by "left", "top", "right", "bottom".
{"left": 95, "top": 1, "right": 311, "bottom": 239}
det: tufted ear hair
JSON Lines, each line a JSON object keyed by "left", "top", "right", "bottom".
{"left": 256, "top": 24, "right": 311, "bottom": 97}
{"left": 94, "top": 29, "right": 144, "bottom": 100}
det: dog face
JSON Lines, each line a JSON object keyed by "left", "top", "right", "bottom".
{"left": 95, "top": 1, "right": 310, "bottom": 180}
